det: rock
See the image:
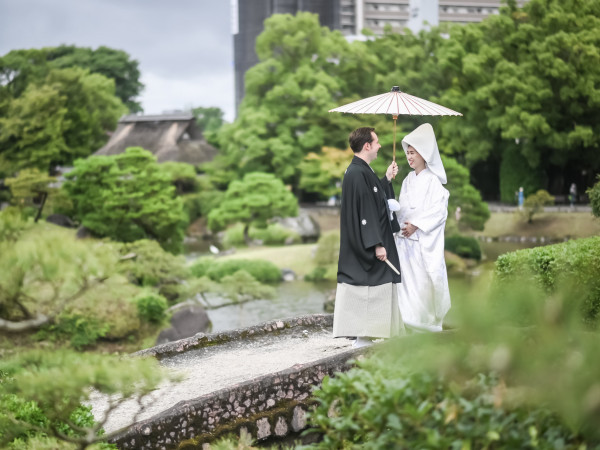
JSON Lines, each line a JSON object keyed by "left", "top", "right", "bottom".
{"left": 76, "top": 226, "right": 94, "bottom": 239}
{"left": 46, "top": 213, "right": 75, "bottom": 228}
{"left": 323, "top": 289, "right": 335, "bottom": 313}
{"left": 281, "top": 268, "right": 296, "bottom": 282}
{"left": 156, "top": 305, "right": 210, "bottom": 345}
{"left": 273, "top": 210, "right": 320, "bottom": 243}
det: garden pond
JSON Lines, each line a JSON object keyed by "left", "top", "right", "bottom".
{"left": 185, "top": 238, "right": 555, "bottom": 333}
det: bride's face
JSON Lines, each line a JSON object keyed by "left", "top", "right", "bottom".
{"left": 405, "top": 146, "right": 426, "bottom": 172}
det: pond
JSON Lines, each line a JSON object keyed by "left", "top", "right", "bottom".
{"left": 189, "top": 238, "right": 558, "bottom": 333}
{"left": 206, "top": 280, "right": 335, "bottom": 333}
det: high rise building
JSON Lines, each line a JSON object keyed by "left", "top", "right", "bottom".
{"left": 232, "top": 0, "right": 339, "bottom": 113}
{"left": 340, "top": 0, "right": 527, "bottom": 36}
{"left": 232, "top": 0, "right": 527, "bottom": 115}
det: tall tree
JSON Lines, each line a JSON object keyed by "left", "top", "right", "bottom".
{"left": 0, "top": 45, "right": 143, "bottom": 112}
{"left": 0, "top": 67, "right": 126, "bottom": 175}
{"left": 208, "top": 12, "right": 355, "bottom": 190}
{"left": 438, "top": 0, "right": 600, "bottom": 200}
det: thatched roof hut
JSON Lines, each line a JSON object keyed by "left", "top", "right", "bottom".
{"left": 95, "top": 113, "right": 218, "bottom": 165}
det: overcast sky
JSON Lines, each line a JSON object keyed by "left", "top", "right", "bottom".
{"left": 0, "top": 0, "right": 236, "bottom": 121}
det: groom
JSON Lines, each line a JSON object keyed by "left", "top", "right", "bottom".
{"left": 332, "top": 127, "right": 404, "bottom": 348}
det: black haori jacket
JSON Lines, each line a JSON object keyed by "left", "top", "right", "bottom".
{"left": 337, "top": 156, "right": 402, "bottom": 286}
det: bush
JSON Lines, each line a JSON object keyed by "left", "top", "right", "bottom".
{"left": 35, "top": 314, "right": 110, "bottom": 350}
{"left": 445, "top": 234, "right": 482, "bottom": 260}
{"left": 115, "top": 239, "right": 191, "bottom": 303}
{"left": 189, "top": 257, "right": 214, "bottom": 278}
{"left": 212, "top": 259, "right": 281, "bottom": 283}
{"left": 443, "top": 156, "right": 490, "bottom": 231}
{"left": 135, "top": 293, "right": 168, "bottom": 324}
{"left": 0, "top": 207, "right": 32, "bottom": 242}
{"left": 495, "top": 236, "right": 600, "bottom": 326}
{"left": 181, "top": 192, "right": 204, "bottom": 223}
{"left": 587, "top": 175, "right": 600, "bottom": 218}
{"left": 222, "top": 223, "right": 301, "bottom": 247}
{"left": 64, "top": 147, "right": 188, "bottom": 253}
{"left": 307, "top": 357, "right": 579, "bottom": 449}
{"left": 313, "top": 231, "right": 339, "bottom": 266}
{"left": 522, "top": 189, "right": 555, "bottom": 223}
{"left": 190, "top": 258, "right": 281, "bottom": 283}
{"left": 0, "top": 349, "right": 164, "bottom": 449}
{"left": 250, "top": 223, "right": 301, "bottom": 245}
{"left": 304, "top": 266, "right": 327, "bottom": 282}
{"left": 196, "top": 189, "right": 226, "bottom": 217}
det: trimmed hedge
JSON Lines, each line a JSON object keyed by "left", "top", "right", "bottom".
{"left": 189, "top": 258, "right": 282, "bottom": 283}
{"left": 495, "top": 236, "right": 600, "bottom": 326}
{"left": 445, "top": 234, "right": 482, "bottom": 260}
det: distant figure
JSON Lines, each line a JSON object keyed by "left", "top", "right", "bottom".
{"left": 518, "top": 187, "right": 524, "bottom": 210}
{"left": 455, "top": 206, "right": 461, "bottom": 223}
{"left": 569, "top": 183, "right": 577, "bottom": 207}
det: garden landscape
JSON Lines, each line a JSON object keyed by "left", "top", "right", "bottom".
{"left": 1, "top": 0, "right": 600, "bottom": 448}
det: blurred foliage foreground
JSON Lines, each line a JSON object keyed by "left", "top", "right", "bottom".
{"left": 1, "top": 216, "right": 599, "bottom": 448}
{"left": 304, "top": 236, "right": 600, "bottom": 449}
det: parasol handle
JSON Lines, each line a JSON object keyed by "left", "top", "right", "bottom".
{"left": 392, "top": 115, "right": 398, "bottom": 163}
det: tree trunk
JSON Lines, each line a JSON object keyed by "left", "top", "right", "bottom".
{"left": 34, "top": 192, "right": 48, "bottom": 223}
{"left": 0, "top": 313, "right": 50, "bottom": 332}
{"left": 243, "top": 223, "right": 252, "bottom": 246}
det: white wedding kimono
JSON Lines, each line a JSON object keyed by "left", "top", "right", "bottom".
{"left": 395, "top": 168, "right": 451, "bottom": 332}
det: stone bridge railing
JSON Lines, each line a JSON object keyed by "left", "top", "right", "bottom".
{"left": 110, "top": 314, "right": 365, "bottom": 449}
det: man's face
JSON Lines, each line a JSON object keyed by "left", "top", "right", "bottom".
{"left": 366, "top": 132, "right": 381, "bottom": 161}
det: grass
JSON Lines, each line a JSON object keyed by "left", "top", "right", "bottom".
{"left": 217, "top": 243, "right": 320, "bottom": 278}
{"left": 214, "top": 210, "right": 600, "bottom": 280}
{"left": 474, "top": 211, "right": 600, "bottom": 239}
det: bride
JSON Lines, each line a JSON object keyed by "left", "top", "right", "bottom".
{"left": 394, "top": 123, "right": 451, "bottom": 332}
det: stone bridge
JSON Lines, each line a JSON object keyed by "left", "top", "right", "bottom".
{"left": 89, "top": 314, "right": 366, "bottom": 449}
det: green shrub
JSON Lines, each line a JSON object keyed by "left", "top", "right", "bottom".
{"left": 219, "top": 270, "right": 276, "bottom": 303}
{"left": 181, "top": 192, "right": 204, "bottom": 223}
{"left": 522, "top": 189, "right": 555, "bottom": 223}
{"left": 586, "top": 175, "right": 600, "bottom": 218}
{"left": 189, "top": 257, "right": 214, "bottom": 278}
{"left": 221, "top": 223, "right": 246, "bottom": 247}
{"left": 250, "top": 223, "right": 301, "bottom": 245}
{"left": 208, "top": 259, "right": 281, "bottom": 284}
{"left": 222, "top": 223, "right": 301, "bottom": 247}
{"left": 135, "top": 293, "right": 168, "bottom": 324}
{"left": 0, "top": 350, "right": 163, "bottom": 449}
{"left": 304, "top": 266, "right": 327, "bottom": 282}
{"left": 313, "top": 231, "right": 339, "bottom": 266}
{"left": 115, "top": 239, "right": 191, "bottom": 303}
{"left": 196, "top": 189, "right": 226, "bottom": 217}
{"left": 190, "top": 257, "right": 281, "bottom": 284}
{"left": 307, "top": 360, "right": 579, "bottom": 449}
{"left": 35, "top": 314, "right": 110, "bottom": 350}
{"left": 445, "top": 234, "right": 482, "bottom": 260}
{"left": 495, "top": 236, "right": 600, "bottom": 326}
{"left": 0, "top": 207, "right": 33, "bottom": 242}
{"left": 443, "top": 156, "right": 490, "bottom": 230}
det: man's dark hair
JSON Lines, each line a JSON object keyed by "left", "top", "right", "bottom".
{"left": 349, "top": 127, "right": 375, "bottom": 153}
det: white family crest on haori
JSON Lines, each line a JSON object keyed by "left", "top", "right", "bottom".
{"left": 395, "top": 123, "right": 451, "bottom": 332}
